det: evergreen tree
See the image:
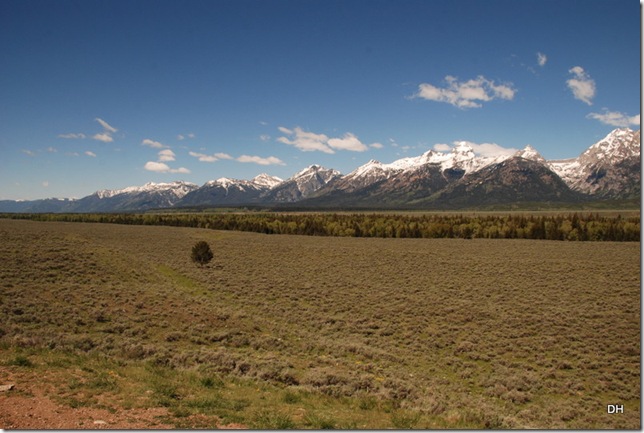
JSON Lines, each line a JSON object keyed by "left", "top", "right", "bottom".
{"left": 191, "top": 241, "right": 214, "bottom": 266}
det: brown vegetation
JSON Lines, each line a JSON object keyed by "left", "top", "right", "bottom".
{"left": 0, "top": 218, "right": 639, "bottom": 428}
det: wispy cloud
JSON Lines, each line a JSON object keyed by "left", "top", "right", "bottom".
{"left": 143, "top": 161, "right": 190, "bottom": 174}
{"left": 188, "top": 151, "right": 234, "bottom": 162}
{"left": 95, "top": 118, "right": 117, "bottom": 134}
{"left": 58, "top": 133, "right": 86, "bottom": 139}
{"left": 236, "top": 155, "right": 285, "bottom": 165}
{"left": 59, "top": 118, "right": 117, "bottom": 143}
{"left": 85, "top": 151, "right": 97, "bottom": 157}
{"left": 92, "top": 118, "right": 118, "bottom": 143}
{"left": 21, "top": 149, "right": 36, "bottom": 157}
{"left": 587, "top": 109, "right": 640, "bottom": 127}
{"left": 141, "top": 139, "right": 169, "bottom": 149}
{"left": 189, "top": 150, "right": 282, "bottom": 166}
{"left": 567, "top": 66, "right": 595, "bottom": 105}
{"left": 537, "top": 52, "right": 547, "bottom": 67}
{"left": 177, "top": 133, "right": 196, "bottom": 141}
{"left": 277, "top": 127, "right": 379, "bottom": 154}
{"left": 413, "top": 75, "right": 516, "bottom": 109}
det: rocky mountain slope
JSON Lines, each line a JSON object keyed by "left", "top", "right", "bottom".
{"left": 1, "top": 128, "right": 639, "bottom": 212}
{"left": 258, "top": 165, "right": 341, "bottom": 203}
{"left": 177, "top": 175, "right": 283, "bottom": 207}
{"left": 549, "top": 128, "right": 640, "bottom": 198}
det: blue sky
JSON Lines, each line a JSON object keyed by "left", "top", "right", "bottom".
{"left": 1, "top": 0, "right": 640, "bottom": 200}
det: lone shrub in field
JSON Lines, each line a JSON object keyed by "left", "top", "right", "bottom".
{"left": 191, "top": 241, "right": 213, "bottom": 267}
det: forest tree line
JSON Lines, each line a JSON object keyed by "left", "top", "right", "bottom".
{"left": 1, "top": 212, "right": 640, "bottom": 241}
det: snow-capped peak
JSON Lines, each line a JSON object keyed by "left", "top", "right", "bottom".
{"left": 96, "top": 181, "right": 198, "bottom": 199}
{"left": 581, "top": 128, "right": 640, "bottom": 163}
{"left": 452, "top": 141, "right": 475, "bottom": 155}
{"left": 204, "top": 175, "right": 284, "bottom": 191}
{"left": 293, "top": 164, "right": 321, "bottom": 178}
{"left": 252, "top": 173, "right": 283, "bottom": 189}
{"left": 515, "top": 145, "right": 546, "bottom": 163}
{"left": 346, "top": 143, "right": 505, "bottom": 184}
{"left": 290, "top": 164, "right": 341, "bottom": 181}
{"left": 212, "top": 177, "right": 236, "bottom": 187}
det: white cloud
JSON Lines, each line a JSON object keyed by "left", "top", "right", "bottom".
{"left": 566, "top": 66, "right": 596, "bottom": 105}
{"left": 95, "top": 118, "right": 117, "bottom": 134}
{"left": 327, "top": 133, "right": 370, "bottom": 152}
{"left": 21, "top": 149, "right": 36, "bottom": 157}
{"left": 144, "top": 161, "right": 190, "bottom": 174}
{"left": 93, "top": 132, "right": 114, "bottom": 143}
{"left": 144, "top": 161, "right": 170, "bottom": 172}
{"left": 433, "top": 143, "right": 452, "bottom": 151}
{"left": 587, "top": 109, "right": 640, "bottom": 127}
{"left": 463, "top": 141, "right": 518, "bottom": 157}
{"left": 158, "top": 149, "right": 176, "bottom": 162}
{"left": 414, "top": 75, "right": 516, "bottom": 109}
{"left": 370, "top": 142, "right": 384, "bottom": 149}
{"left": 259, "top": 134, "right": 271, "bottom": 141}
{"left": 141, "top": 138, "right": 168, "bottom": 148}
{"left": 236, "top": 155, "right": 285, "bottom": 165}
{"left": 177, "top": 133, "right": 195, "bottom": 141}
{"left": 434, "top": 140, "right": 518, "bottom": 157}
{"left": 537, "top": 52, "right": 547, "bottom": 67}
{"left": 58, "top": 133, "right": 86, "bottom": 139}
{"left": 85, "top": 151, "right": 97, "bottom": 157}
{"left": 277, "top": 127, "right": 380, "bottom": 154}
{"left": 277, "top": 126, "right": 333, "bottom": 153}
{"left": 46, "top": 146, "right": 57, "bottom": 153}
{"left": 189, "top": 151, "right": 218, "bottom": 162}
{"left": 42, "top": 181, "right": 49, "bottom": 188}
{"left": 189, "top": 151, "right": 234, "bottom": 162}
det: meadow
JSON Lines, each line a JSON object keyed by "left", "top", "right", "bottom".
{"left": 0, "top": 218, "right": 640, "bottom": 428}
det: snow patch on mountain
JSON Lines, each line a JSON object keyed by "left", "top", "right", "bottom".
{"left": 252, "top": 173, "right": 283, "bottom": 189}
{"left": 514, "top": 145, "right": 546, "bottom": 163}
{"left": 96, "top": 181, "right": 198, "bottom": 199}
{"left": 549, "top": 128, "right": 640, "bottom": 195}
{"left": 343, "top": 143, "right": 510, "bottom": 189}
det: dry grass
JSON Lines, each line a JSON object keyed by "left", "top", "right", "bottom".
{"left": 0, "top": 218, "right": 639, "bottom": 428}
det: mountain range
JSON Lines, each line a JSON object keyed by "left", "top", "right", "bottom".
{"left": 1, "top": 128, "right": 640, "bottom": 212}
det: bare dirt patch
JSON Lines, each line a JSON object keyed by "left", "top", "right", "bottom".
{"left": 0, "top": 368, "right": 245, "bottom": 429}
{"left": 0, "top": 368, "right": 172, "bottom": 429}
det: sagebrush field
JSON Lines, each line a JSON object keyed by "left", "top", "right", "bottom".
{"left": 0, "top": 218, "right": 639, "bottom": 428}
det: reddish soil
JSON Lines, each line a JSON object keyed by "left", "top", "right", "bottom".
{"left": 0, "top": 368, "right": 245, "bottom": 430}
